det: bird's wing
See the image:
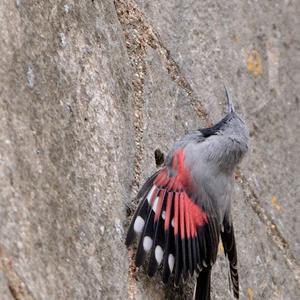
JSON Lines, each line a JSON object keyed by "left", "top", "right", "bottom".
{"left": 126, "top": 144, "right": 220, "bottom": 284}
{"left": 221, "top": 218, "right": 239, "bottom": 299}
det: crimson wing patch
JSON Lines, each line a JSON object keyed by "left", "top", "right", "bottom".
{"left": 126, "top": 148, "right": 220, "bottom": 284}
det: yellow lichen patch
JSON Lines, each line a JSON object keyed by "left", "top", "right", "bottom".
{"left": 271, "top": 195, "right": 282, "bottom": 211}
{"left": 247, "top": 287, "right": 254, "bottom": 300}
{"left": 247, "top": 50, "right": 263, "bottom": 77}
{"left": 218, "top": 242, "right": 224, "bottom": 253}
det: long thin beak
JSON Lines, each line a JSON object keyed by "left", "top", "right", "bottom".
{"left": 224, "top": 86, "right": 235, "bottom": 113}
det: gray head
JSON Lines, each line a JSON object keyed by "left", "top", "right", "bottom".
{"left": 221, "top": 88, "right": 249, "bottom": 149}
{"left": 200, "top": 88, "right": 248, "bottom": 141}
{"left": 199, "top": 88, "right": 249, "bottom": 170}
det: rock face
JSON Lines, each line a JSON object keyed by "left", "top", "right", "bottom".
{"left": 0, "top": 0, "right": 299, "bottom": 299}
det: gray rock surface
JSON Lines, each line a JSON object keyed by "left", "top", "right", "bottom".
{"left": 0, "top": 0, "right": 299, "bottom": 299}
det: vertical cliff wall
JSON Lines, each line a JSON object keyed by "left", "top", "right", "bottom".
{"left": 0, "top": 1, "right": 299, "bottom": 299}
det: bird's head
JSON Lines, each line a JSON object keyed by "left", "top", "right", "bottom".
{"left": 221, "top": 87, "right": 249, "bottom": 149}
{"left": 199, "top": 87, "right": 249, "bottom": 158}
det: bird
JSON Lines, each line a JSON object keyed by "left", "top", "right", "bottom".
{"left": 125, "top": 88, "right": 249, "bottom": 299}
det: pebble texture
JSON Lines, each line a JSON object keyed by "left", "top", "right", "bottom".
{"left": 0, "top": 0, "right": 299, "bottom": 299}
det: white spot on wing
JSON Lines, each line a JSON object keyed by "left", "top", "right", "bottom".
{"left": 143, "top": 236, "right": 153, "bottom": 252}
{"left": 147, "top": 186, "right": 156, "bottom": 203}
{"left": 152, "top": 196, "right": 159, "bottom": 213}
{"left": 133, "top": 216, "right": 144, "bottom": 233}
{"left": 171, "top": 218, "right": 174, "bottom": 227}
{"left": 155, "top": 246, "right": 163, "bottom": 264}
{"left": 168, "top": 254, "right": 175, "bottom": 272}
{"left": 162, "top": 211, "right": 166, "bottom": 220}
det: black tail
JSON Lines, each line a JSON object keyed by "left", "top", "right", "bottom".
{"left": 221, "top": 222, "right": 239, "bottom": 299}
{"left": 194, "top": 268, "right": 211, "bottom": 300}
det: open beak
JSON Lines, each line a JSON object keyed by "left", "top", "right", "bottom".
{"left": 224, "top": 86, "right": 235, "bottom": 114}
